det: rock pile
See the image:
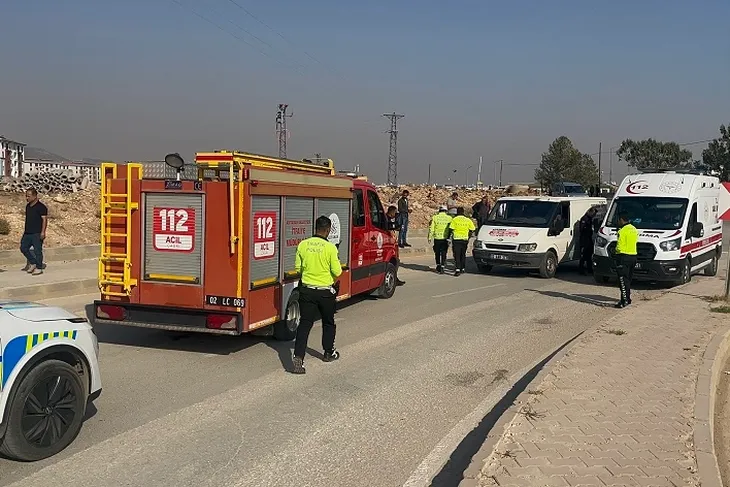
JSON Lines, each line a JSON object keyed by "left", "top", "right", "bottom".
{"left": 2, "top": 170, "right": 93, "bottom": 195}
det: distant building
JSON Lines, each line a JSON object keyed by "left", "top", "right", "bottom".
{"left": 1, "top": 136, "right": 26, "bottom": 178}
{"left": 23, "top": 158, "right": 102, "bottom": 184}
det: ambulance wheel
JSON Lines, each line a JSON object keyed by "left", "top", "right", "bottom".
{"left": 0, "top": 359, "right": 86, "bottom": 462}
{"left": 477, "top": 264, "right": 492, "bottom": 274}
{"left": 376, "top": 263, "right": 397, "bottom": 299}
{"left": 274, "top": 291, "right": 300, "bottom": 341}
{"left": 539, "top": 251, "right": 558, "bottom": 279}
{"left": 679, "top": 258, "right": 692, "bottom": 285}
{"left": 704, "top": 251, "right": 719, "bottom": 277}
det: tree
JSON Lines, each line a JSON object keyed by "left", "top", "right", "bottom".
{"left": 534, "top": 136, "right": 598, "bottom": 190}
{"left": 702, "top": 124, "right": 730, "bottom": 181}
{"left": 615, "top": 138, "right": 692, "bottom": 170}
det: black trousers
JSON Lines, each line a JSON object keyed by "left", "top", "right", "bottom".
{"left": 615, "top": 255, "right": 637, "bottom": 303}
{"left": 294, "top": 286, "right": 337, "bottom": 359}
{"left": 452, "top": 240, "right": 468, "bottom": 271}
{"left": 578, "top": 243, "right": 592, "bottom": 271}
{"left": 433, "top": 239, "right": 449, "bottom": 266}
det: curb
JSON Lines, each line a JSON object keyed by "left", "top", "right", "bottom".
{"left": 0, "top": 244, "right": 99, "bottom": 267}
{"left": 693, "top": 325, "right": 730, "bottom": 487}
{"left": 0, "top": 278, "right": 99, "bottom": 301}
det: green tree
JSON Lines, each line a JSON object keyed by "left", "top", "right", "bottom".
{"left": 534, "top": 136, "right": 598, "bottom": 190}
{"left": 702, "top": 124, "right": 730, "bottom": 181}
{"left": 615, "top": 138, "right": 692, "bottom": 170}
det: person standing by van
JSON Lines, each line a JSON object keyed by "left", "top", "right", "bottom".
{"left": 396, "top": 190, "right": 411, "bottom": 248}
{"left": 447, "top": 192, "right": 459, "bottom": 216}
{"left": 578, "top": 207, "right": 597, "bottom": 275}
{"left": 20, "top": 188, "right": 48, "bottom": 276}
{"left": 428, "top": 205, "right": 452, "bottom": 274}
{"left": 448, "top": 207, "right": 476, "bottom": 276}
{"left": 614, "top": 212, "right": 638, "bottom": 308}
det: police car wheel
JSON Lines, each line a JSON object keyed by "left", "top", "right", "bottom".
{"left": 0, "top": 359, "right": 86, "bottom": 462}
{"left": 376, "top": 263, "right": 397, "bottom": 299}
{"left": 274, "top": 291, "right": 300, "bottom": 341}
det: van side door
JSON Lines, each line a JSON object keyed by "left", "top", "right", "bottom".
{"left": 366, "top": 189, "right": 389, "bottom": 290}
{"left": 350, "top": 188, "right": 371, "bottom": 296}
{"left": 551, "top": 201, "right": 572, "bottom": 261}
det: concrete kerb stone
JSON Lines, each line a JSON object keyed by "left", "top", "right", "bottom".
{"left": 0, "top": 278, "right": 99, "bottom": 301}
{"left": 693, "top": 324, "right": 730, "bottom": 487}
{"left": 0, "top": 244, "right": 100, "bottom": 267}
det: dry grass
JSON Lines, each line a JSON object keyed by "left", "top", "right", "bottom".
{"left": 711, "top": 305, "right": 730, "bottom": 314}
{"left": 606, "top": 329, "right": 626, "bottom": 335}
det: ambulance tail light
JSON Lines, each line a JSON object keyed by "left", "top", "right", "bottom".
{"left": 206, "top": 314, "right": 237, "bottom": 330}
{"left": 96, "top": 305, "right": 126, "bottom": 321}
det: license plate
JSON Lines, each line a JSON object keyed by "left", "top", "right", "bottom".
{"left": 634, "top": 262, "right": 642, "bottom": 270}
{"left": 205, "top": 295, "right": 246, "bottom": 308}
{"left": 489, "top": 253, "right": 509, "bottom": 260}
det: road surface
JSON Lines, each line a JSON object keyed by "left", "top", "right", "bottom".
{"left": 0, "top": 254, "right": 672, "bottom": 487}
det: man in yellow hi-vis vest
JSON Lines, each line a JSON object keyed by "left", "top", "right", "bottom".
{"left": 614, "top": 212, "right": 638, "bottom": 308}
{"left": 428, "top": 205, "right": 453, "bottom": 274}
{"left": 448, "top": 207, "right": 476, "bottom": 277}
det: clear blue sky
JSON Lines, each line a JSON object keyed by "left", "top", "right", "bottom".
{"left": 2, "top": 0, "right": 728, "bottom": 184}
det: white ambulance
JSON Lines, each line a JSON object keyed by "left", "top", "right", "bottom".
{"left": 472, "top": 195, "right": 607, "bottom": 278}
{"left": 592, "top": 171, "right": 723, "bottom": 285}
{"left": 0, "top": 300, "right": 101, "bottom": 461}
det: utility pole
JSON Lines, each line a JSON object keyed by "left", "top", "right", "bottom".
{"left": 598, "top": 142, "right": 602, "bottom": 188}
{"left": 383, "top": 112, "right": 405, "bottom": 186}
{"left": 499, "top": 160, "right": 504, "bottom": 186}
{"left": 275, "top": 104, "right": 293, "bottom": 159}
{"left": 477, "top": 156, "right": 483, "bottom": 187}
{"left": 315, "top": 153, "right": 322, "bottom": 162}
{"left": 428, "top": 164, "right": 431, "bottom": 185}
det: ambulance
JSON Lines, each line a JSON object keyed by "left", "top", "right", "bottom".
{"left": 92, "top": 151, "right": 399, "bottom": 340}
{"left": 0, "top": 301, "right": 101, "bottom": 461}
{"left": 472, "top": 195, "right": 607, "bottom": 278}
{"left": 592, "top": 170, "right": 723, "bottom": 285}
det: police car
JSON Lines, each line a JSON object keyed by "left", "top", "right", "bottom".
{"left": 0, "top": 300, "right": 101, "bottom": 461}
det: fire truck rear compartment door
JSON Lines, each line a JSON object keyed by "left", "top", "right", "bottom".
{"left": 250, "top": 196, "right": 281, "bottom": 288}
{"left": 315, "top": 198, "right": 351, "bottom": 266}
{"left": 143, "top": 193, "right": 204, "bottom": 284}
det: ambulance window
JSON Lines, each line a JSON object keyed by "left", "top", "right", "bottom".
{"left": 353, "top": 189, "right": 365, "bottom": 227}
{"left": 689, "top": 203, "right": 697, "bottom": 224}
{"left": 367, "top": 190, "right": 386, "bottom": 229}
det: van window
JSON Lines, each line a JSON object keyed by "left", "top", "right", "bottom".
{"left": 606, "top": 197, "right": 688, "bottom": 230}
{"left": 352, "top": 189, "right": 365, "bottom": 227}
{"left": 487, "top": 200, "right": 559, "bottom": 228}
{"left": 367, "top": 190, "right": 386, "bottom": 230}
{"left": 561, "top": 202, "right": 570, "bottom": 222}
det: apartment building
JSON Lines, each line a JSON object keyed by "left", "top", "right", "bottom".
{"left": 1, "top": 136, "right": 26, "bottom": 178}
{"left": 23, "top": 159, "right": 102, "bottom": 184}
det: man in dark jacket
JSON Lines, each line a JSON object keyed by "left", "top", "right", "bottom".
{"left": 386, "top": 206, "right": 406, "bottom": 286}
{"left": 471, "top": 195, "right": 492, "bottom": 229}
{"left": 396, "top": 190, "right": 411, "bottom": 248}
{"left": 578, "top": 207, "right": 597, "bottom": 275}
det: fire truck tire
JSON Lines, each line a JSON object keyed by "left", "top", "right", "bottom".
{"left": 375, "top": 263, "right": 397, "bottom": 299}
{"left": 0, "top": 359, "right": 86, "bottom": 462}
{"left": 274, "top": 291, "right": 300, "bottom": 341}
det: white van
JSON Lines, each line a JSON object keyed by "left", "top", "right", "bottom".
{"left": 592, "top": 171, "right": 723, "bottom": 285}
{"left": 472, "top": 196, "right": 607, "bottom": 278}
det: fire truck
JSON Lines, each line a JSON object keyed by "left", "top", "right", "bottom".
{"left": 93, "top": 151, "right": 400, "bottom": 340}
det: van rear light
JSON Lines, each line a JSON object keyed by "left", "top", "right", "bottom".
{"left": 206, "top": 314, "right": 237, "bottom": 330}
{"left": 97, "top": 305, "right": 126, "bottom": 321}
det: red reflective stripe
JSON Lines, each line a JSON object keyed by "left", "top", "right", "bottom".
{"left": 680, "top": 233, "right": 722, "bottom": 255}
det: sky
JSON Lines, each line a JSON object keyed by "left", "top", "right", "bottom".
{"left": 1, "top": 0, "right": 728, "bottom": 185}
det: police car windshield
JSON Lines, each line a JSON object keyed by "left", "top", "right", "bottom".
{"left": 486, "top": 200, "right": 559, "bottom": 227}
{"left": 606, "top": 197, "right": 688, "bottom": 230}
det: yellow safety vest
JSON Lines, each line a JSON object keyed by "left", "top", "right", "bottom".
{"left": 449, "top": 215, "right": 476, "bottom": 240}
{"left": 616, "top": 223, "right": 638, "bottom": 256}
{"left": 429, "top": 212, "right": 453, "bottom": 240}
{"left": 295, "top": 236, "right": 343, "bottom": 287}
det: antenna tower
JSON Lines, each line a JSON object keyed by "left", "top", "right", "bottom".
{"left": 383, "top": 112, "right": 405, "bottom": 186}
{"left": 275, "top": 104, "right": 293, "bottom": 158}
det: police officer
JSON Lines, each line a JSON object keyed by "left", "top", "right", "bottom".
{"left": 578, "top": 207, "right": 597, "bottom": 275}
{"left": 448, "top": 207, "right": 476, "bottom": 277}
{"left": 292, "top": 215, "right": 343, "bottom": 374}
{"left": 614, "top": 212, "right": 638, "bottom": 308}
{"left": 428, "top": 205, "right": 452, "bottom": 274}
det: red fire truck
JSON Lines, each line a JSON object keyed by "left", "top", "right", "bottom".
{"left": 93, "top": 151, "right": 399, "bottom": 340}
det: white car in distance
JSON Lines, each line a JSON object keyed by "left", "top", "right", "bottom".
{"left": 0, "top": 300, "right": 101, "bottom": 461}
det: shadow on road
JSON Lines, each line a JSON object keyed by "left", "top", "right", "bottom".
{"left": 525, "top": 289, "right": 615, "bottom": 307}
{"left": 429, "top": 331, "right": 586, "bottom": 486}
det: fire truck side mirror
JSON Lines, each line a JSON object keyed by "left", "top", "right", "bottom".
{"left": 164, "top": 153, "right": 185, "bottom": 170}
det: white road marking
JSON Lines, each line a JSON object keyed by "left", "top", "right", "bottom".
{"left": 431, "top": 283, "right": 504, "bottom": 298}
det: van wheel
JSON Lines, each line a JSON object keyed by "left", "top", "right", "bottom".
{"left": 477, "top": 264, "right": 492, "bottom": 274}
{"left": 704, "top": 251, "right": 719, "bottom": 277}
{"left": 539, "top": 251, "right": 558, "bottom": 279}
{"left": 274, "top": 290, "right": 300, "bottom": 341}
{"left": 0, "top": 359, "right": 86, "bottom": 462}
{"left": 376, "top": 263, "right": 397, "bottom": 299}
{"left": 679, "top": 258, "right": 692, "bottom": 285}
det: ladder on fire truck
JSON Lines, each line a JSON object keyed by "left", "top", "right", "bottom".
{"left": 99, "top": 162, "right": 143, "bottom": 297}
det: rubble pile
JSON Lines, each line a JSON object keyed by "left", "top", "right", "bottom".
{"left": 376, "top": 184, "right": 537, "bottom": 228}
{"left": 2, "top": 170, "right": 95, "bottom": 195}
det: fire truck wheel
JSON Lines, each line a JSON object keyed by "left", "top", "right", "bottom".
{"left": 274, "top": 290, "right": 300, "bottom": 341}
{"left": 376, "top": 263, "right": 397, "bottom": 299}
{"left": 0, "top": 359, "right": 86, "bottom": 462}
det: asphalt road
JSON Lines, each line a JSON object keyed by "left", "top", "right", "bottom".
{"left": 0, "top": 254, "right": 672, "bottom": 487}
